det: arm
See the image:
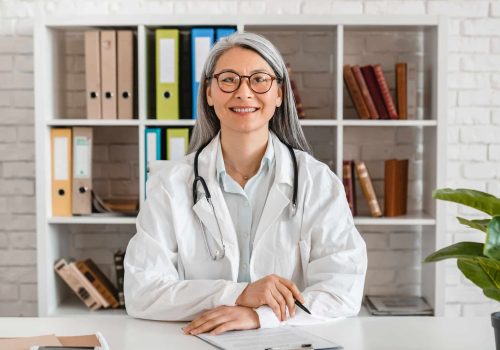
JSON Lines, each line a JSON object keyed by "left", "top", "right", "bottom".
{"left": 124, "top": 178, "right": 248, "bottom": 321}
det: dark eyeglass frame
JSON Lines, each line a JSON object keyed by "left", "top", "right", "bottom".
{"left": 209, "top": 71, "right": 280, "bottom": 94}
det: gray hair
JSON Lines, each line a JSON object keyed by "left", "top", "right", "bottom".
{"left": 188, "top": 31, "right": 311, "bottom": 154}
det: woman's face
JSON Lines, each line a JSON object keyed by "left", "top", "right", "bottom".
{"left": 206, "top": 47, "right": 283, "bottom": 136}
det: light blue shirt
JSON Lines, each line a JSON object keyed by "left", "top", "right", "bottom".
{"left": 216, "top": 133, "right": 276, "bottom": 282}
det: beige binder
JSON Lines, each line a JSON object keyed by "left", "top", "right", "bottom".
{"left": 84, "top": 31, "right": 101, "bottom": 119}
{"left": 117, "top": 30, "right": 134, "bottom": 119}
{"left": 101, "top": 30, "right": 117, "bottom": 119}
{"left": 51, "top": 128, "right": 72, "bottom": 217}
{"left": 72, "top": 127, "right": 93, "bottom": 215}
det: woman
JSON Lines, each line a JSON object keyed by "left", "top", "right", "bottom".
{"left": 124, "top": 32, "right": 367, "bottom": 336}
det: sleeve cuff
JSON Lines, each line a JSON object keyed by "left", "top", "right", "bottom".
{"left": 255, "top": 306, "right": 281, "bottom": 328}
{"left": 218, "top": 282, "right": 249, "bottom": 306}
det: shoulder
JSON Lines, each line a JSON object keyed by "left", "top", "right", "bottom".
{"left": 294, "top": 149, "right": 344, "bottom": 194}
{"left": 146, "top": 153, "right": 195, "bottom": 195}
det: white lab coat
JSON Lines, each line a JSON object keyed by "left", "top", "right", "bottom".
{"left": 124, "top": 131, "right": 367, "bottom": 328}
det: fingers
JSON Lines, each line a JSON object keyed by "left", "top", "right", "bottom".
{"left": 189, "top": 314, "right": 231, "bottom": 335}
{"left": 184, "top": 307, "right": 224, "bottom": 334}
{"left": 276, "top": 281, "right": 295, "bottom": 317}
{"left": 266, "top": 290, "right": 282, "bottom": 321}
{"left": 277, "top": 276, "right": 304, "bottom": 303}
{"left": 210, "top": 321, "right": 239, "bottom": 336}
{"left": 270, "top": 286, "right": 287, "bottom": 321}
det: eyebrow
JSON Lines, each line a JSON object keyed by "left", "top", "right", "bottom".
{"left": 216, "top": 68, "right": 272, "bottom": 75}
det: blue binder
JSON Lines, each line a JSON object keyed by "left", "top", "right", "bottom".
{"left": 191, "top": 28, "right": 214, "bottom": 119}
{"left": 144, "top": 127, "right": 162, "bottom": 197}
{"left": 216, "top": 27, "right": 236, "bottom": 42}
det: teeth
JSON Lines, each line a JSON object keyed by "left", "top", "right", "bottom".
{"left": 231, "top": 108, "right": 257, "bottom": 113}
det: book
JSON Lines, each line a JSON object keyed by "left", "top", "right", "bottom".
{"left": 384, "top": 159, "right": 409, "bottom": 217}
{"left": 54, "top": 258, "right": 100, "bottom": 310}
{"left": 407, "top": 62, "right": 417, "bottom": 119}
{"left": 342, "top": 160, "right": 356, "bottom": 216}
{"left": 360, "top": 65, "right": 389, "bottom": 119}
{"left": 373, "top": 64, "right": 398, "bottom": 120}
{"left": 76, "top": 259, "right": 120, "bottom": 309}
{"left": 352, "top": 65, "right": 379, "bottom": 119}
{"left": 364, "top": 295, "right": 433, "bottom": 316}
{"left": 354, "top": 160, "right": 382, "bottom": 217}
{"left": 395, "top": 63, "right": 407, "bottom": 119}
{"left": 343, "top": 64, "right": 370, "bottom": 119}
{"left": 114, "top": 249, "right": 126, "bottom": 308}
{"left": 68, "top": 261, "right": 109, "bottom": 308}
{"left": 286, "top": 63, "right": 306, "bottom": 119}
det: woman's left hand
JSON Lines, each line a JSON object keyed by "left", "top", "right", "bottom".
{"left": 183, "top": 305, "right": 260, "bottom": 336}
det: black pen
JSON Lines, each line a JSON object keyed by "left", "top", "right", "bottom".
{"left": 294, "top": 299, "right": 311, "bottom": 314}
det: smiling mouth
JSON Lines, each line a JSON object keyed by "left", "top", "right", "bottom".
{"left": 229, "top": 107, "right": 260, "bottom": 113}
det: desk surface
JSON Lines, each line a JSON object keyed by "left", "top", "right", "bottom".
{"left": 0, "top": 316, "right": 494, "bottom": 350}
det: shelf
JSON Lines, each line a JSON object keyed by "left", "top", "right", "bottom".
{"left": 299, "top": 119, "right": 339, "bottom": 126}
{"left": 342, "top": 120, "right": 437, "bottom": 127}
{"left": 144, "top": 119, "right": 196, "bottom": 126}
{"left": 47, "top": 119, "right": 140, "bottom": 126}
{"left": 353, "top": 211, "right": 436, "bottom": 226}
{"left": 49, "top": 297, "right": 127, "bottom": 317}
{"left": 48, "top": 215, "right": 137, "bottom": 225}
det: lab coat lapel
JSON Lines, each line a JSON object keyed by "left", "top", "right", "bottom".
{"left": 190, "top": 133, "right": 239, "bottom": 280}
{"left": 253, "top": 132, "right": 294, "bottom": 248}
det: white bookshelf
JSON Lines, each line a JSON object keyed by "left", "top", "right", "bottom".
{"left": 35, "top": 15, "right": 447, "bottom": 317}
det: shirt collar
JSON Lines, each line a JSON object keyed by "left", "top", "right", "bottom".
{"left": 216, "top": 132, "right": 275, "bottom": 183}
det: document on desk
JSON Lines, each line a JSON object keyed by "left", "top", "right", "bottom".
{"left": 196, "top": 327, "right": 342, "bottom": 350}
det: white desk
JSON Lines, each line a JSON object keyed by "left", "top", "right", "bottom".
{"left": 0, "top": 316, "right": 494, "bottom": 350}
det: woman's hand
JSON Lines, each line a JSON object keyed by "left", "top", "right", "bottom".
{"left": 183, "top": 305, "right": 259, "bottom": 336}
{"left": 235, "top": 274, "right": 304, "bottom": 321}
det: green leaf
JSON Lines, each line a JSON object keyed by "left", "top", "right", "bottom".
{"left": 457, "top": 259, "right": 497, "bottom": 290}
{"left": 485, "top": 216, "right": 500, "bottom": 260}
{"left": 424, "top": 242, "right": 485, "bottom": 263}
{"left": 433, "top": 188, "right": 500, "bottom": 216}
{"left": 457, "top": 217, "right": 490, "bottom": 233}
{"left": 483, "top": 288, "right": 500, "bottom": 302}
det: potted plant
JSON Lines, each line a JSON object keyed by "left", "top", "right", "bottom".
{"left": 424, "top": 188, "right": 500, "bottom": 349}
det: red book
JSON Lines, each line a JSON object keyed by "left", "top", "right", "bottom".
{"left": 373, "top": 64, "right": 398, "bottom": 120}
{"left": 360, "top": 65, "right": 389, "bottom": 119}
{"left": 352, "top": 65, "right": 379, "bottom": 119}
{"left": 343, "top": 160, "right": 357, "bottom": 216}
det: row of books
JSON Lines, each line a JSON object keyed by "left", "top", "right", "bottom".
{"left": 343, "top": 159, "right": 408, "bottom": 217}
{"left": 85, "top": 31, "right": 135, "bottom": 119}
{"left": 364, "top": 295, "right": 433, "bottom": 316}
{"left": 51, "top": 127, "right": 139, "bottom": 217}
{"left": 54, "top": 250, "right": 125, "bottom": 310}
{"left": 343, "top": 63, "right": 416, "bottom": 120}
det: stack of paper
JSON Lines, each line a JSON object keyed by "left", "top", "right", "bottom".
{"left": 364, "top": 295, "right": 433, "bottom": 316}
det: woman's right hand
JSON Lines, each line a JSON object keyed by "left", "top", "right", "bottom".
{"left": 235, "top": 274, "right": 304, "bottom": 321}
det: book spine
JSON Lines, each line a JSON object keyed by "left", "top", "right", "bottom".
{"left": 54, "top": 259, "right": 100, "bottom": 310}
{"left": 114, "top": 250, "right": 126, "bottom": 308}
{"left": 373, "top": 64, "right": 398, "bottom": 120}
{"left": 384, "top": 159, "right": 399, "bottom": 217}
{"left": 396, "top": 63, "right": 407, "bottom": 119}
{"left": 354, "top": 161, "right": 382, "bottom": 217}
{"left": 85, "top": 258, "right": 120, "bottom": 307}
{"left": 343, "top": 65, "right": 370, "bottom": 119}
{"left": 342, "top": 160, "right": 356, "bottom": 216}
{"left": 76, "top": 261, "right": 118, "bottom": 308}
{"left": 360, "top": 65, "right": 389, "bottom": 119}
{"left": 407, "top": 62, "right": 417, "bottom": 119}
{"left": 68, "top": 261, "right": 107, "bottom": 308}
{"left": 352, "top": 65, "right": 379, "bottom": 119}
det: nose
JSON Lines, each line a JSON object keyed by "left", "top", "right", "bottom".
{"left": 234, "top": 77, "right": 254, "bottom": 99}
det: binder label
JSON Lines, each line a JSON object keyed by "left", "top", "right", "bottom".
{"left": 169, "top": 137, "right": 186, "bottom": 161}
{"left": 147, "top": 133, "right": 158, "bottom": 165}
{"left": 54, "top": 137, "right": 69, "bottom": 181}
{"left": 195, "top": 37, "right": 211, "bottom": 83}
{"left": 160, "top": 38, "right": 175, "bottom": 83}
{"left": 74, "top": 136, "right": 91, "bottom": 178}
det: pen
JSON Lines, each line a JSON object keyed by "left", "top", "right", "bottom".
{"left": 265, "top": 343, "right": 313, "bottom": 350}
{"left": 294, "top": 299, "right": 311, "bottom": 315}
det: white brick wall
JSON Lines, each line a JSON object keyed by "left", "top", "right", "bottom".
{"left": 1, "top": 0, "right": 499, "bottom": 317}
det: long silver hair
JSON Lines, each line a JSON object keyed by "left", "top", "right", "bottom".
{"left": 188, "top": 31, "right": 311, "bottom": 154}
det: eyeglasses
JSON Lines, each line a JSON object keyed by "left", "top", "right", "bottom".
{"left": 210, "top": 71, "right": 279, "bottom": 94}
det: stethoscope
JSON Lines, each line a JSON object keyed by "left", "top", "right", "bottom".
{"left": 192, "top": 137, "right": 299, "bottom": 261}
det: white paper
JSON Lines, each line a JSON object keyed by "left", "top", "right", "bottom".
{"left": 73, "top": 136, "right": 91, "bottom": 178}
{"left": 160, "top": 38, "right": 175, "bottom": 83}
{"left": 197, "top": 327, "right": 341, "bottom": 350}
{"left": 54, "top": 137, "right": 68, "bottom": 181}
{"left": 195, "top": 37, "right": 211, "bottom": 83}
{"left": 169, "top": 137, "right": 186, "bottom": 160}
